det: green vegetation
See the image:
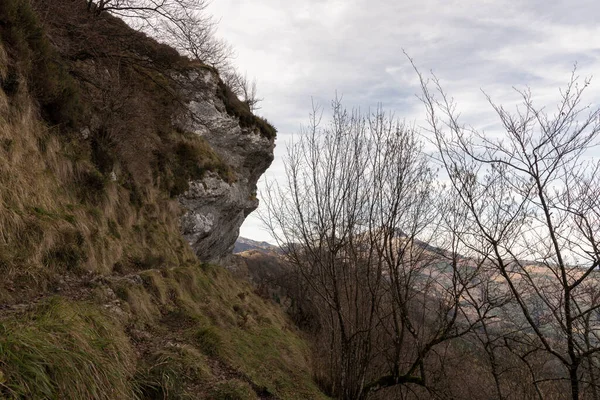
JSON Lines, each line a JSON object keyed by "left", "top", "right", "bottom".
{"left": 0, "top": 263, "right": 327, "bottom": 399}
{"left": 195, "top": 326, "right": 222, "bottom": 356}
{"left": 0, "top": 298, "right": 135, "bottom": 399}
{"left": 135, "top": 345, "right": 212, "bottom": 399}
{"left": 130, "top": 263, "right": 326, "bottom": 399}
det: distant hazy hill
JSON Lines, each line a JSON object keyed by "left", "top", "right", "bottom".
{"left": 234, "top": 237, "right": 280, "bottom": 254}
{"left": 234, "top": 233, "right": 454, "bottom": 257}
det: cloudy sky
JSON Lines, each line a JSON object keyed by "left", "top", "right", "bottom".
{"left": 207, "top": 0, "right": 600, "bottom": 243}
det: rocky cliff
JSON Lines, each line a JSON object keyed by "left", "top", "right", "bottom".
{"left": 176, "top": 70, "right": 275, "bottom": 261}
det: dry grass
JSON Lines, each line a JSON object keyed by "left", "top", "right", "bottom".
{"left": 0, "top": 1, "right": 325, "bottom": 398}
{"left": 0, "top": 0, "right": 256, "bottom": 303}
{"left": 135, "top": 344, "right": 213, "bottom": 399}
{"left": 0, "top": 0, "right": 276, "bottom": 304}
{"left": 113, "top": 263, "right": 328, "bottom": 399}
{"left": 0, "top": 263, "right": 328, "bottom": 399}
{"left": 0, "top": 298, "right": 136, "bottom": 399}
{"left": 0, "top": 90, "right": 196, "bottom": 300}
{"left": 0, "top": 71, "right": 199, "bottom": 301}
{"left": 210, "top": 380, "right": 256, "bottom": 400}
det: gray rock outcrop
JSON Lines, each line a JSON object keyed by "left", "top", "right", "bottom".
{"left": 176, "top": 68, "right": 275, "bottom": 262}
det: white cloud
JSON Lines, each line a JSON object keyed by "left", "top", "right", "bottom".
{"left": 206, "top": 0, "right": 600, "bottom": 243}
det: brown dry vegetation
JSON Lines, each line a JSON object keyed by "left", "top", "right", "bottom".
{"left": 0, "top": 1, "right": 316, "bottom": 399}
{"left": 0, "top": 0, "right": 204, "bottom": 300}
{"left": 0, "top": 0, "right": 272, "bottom": 300}
{"left": 0, "top": 263, "right": 326, "bottom": 399}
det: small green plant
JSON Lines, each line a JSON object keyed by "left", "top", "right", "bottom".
{"left": 63, "top": 213, "right": 76, "bottom": 224}
{"left": 32, "top": 206, "right": 57, "bottom": 218}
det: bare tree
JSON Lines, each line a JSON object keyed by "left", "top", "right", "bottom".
{"left": 87, "top": 0, "right": 231, "bottom": 65}
{"left": 262, "top": 98, "right": 490, "bottom": 399}
{"left": 220, "top": 70, "right": 262, "bottom": 112}
{"left": 87, "top": 0, "right": 262, "bottom": 109}
{"left": 416, "top": 63, "right": 600, "bottom": 400}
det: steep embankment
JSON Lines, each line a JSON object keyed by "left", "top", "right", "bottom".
{"left": 0, "top": 0, "right": 324, "bottom": 398}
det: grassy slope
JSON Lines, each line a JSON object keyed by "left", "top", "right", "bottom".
{"left": 0, "top": 0, "right": 322, "bottom": 398}
{"left": 0, "top": 264, "right": 326, "bottom": 399}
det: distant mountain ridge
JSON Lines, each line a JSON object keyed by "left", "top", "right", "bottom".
{"left": 234, "top": 233, "right": 453, "bottom": 257}
{"left": 234, "top": 237, "right": 280, "bottom": 254}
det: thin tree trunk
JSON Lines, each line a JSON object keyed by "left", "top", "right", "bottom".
{"left": 570, "top": 363, "right": 580, "bottom": 400}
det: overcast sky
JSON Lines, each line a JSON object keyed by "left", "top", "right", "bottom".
{"left": 206, "top": 0, "right": 600, "bottom": 243}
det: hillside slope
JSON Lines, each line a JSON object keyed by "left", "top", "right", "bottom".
{"left": 0, "top": 0, "right": 325, "bottom": 398}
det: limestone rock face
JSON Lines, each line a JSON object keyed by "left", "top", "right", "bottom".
{"left": 176, "top": 68, "right": 275, "bottom": 262}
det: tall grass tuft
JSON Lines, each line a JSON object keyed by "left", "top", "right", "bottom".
{"left": 0, "top": 298, "right": 136, "bottom": 399}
